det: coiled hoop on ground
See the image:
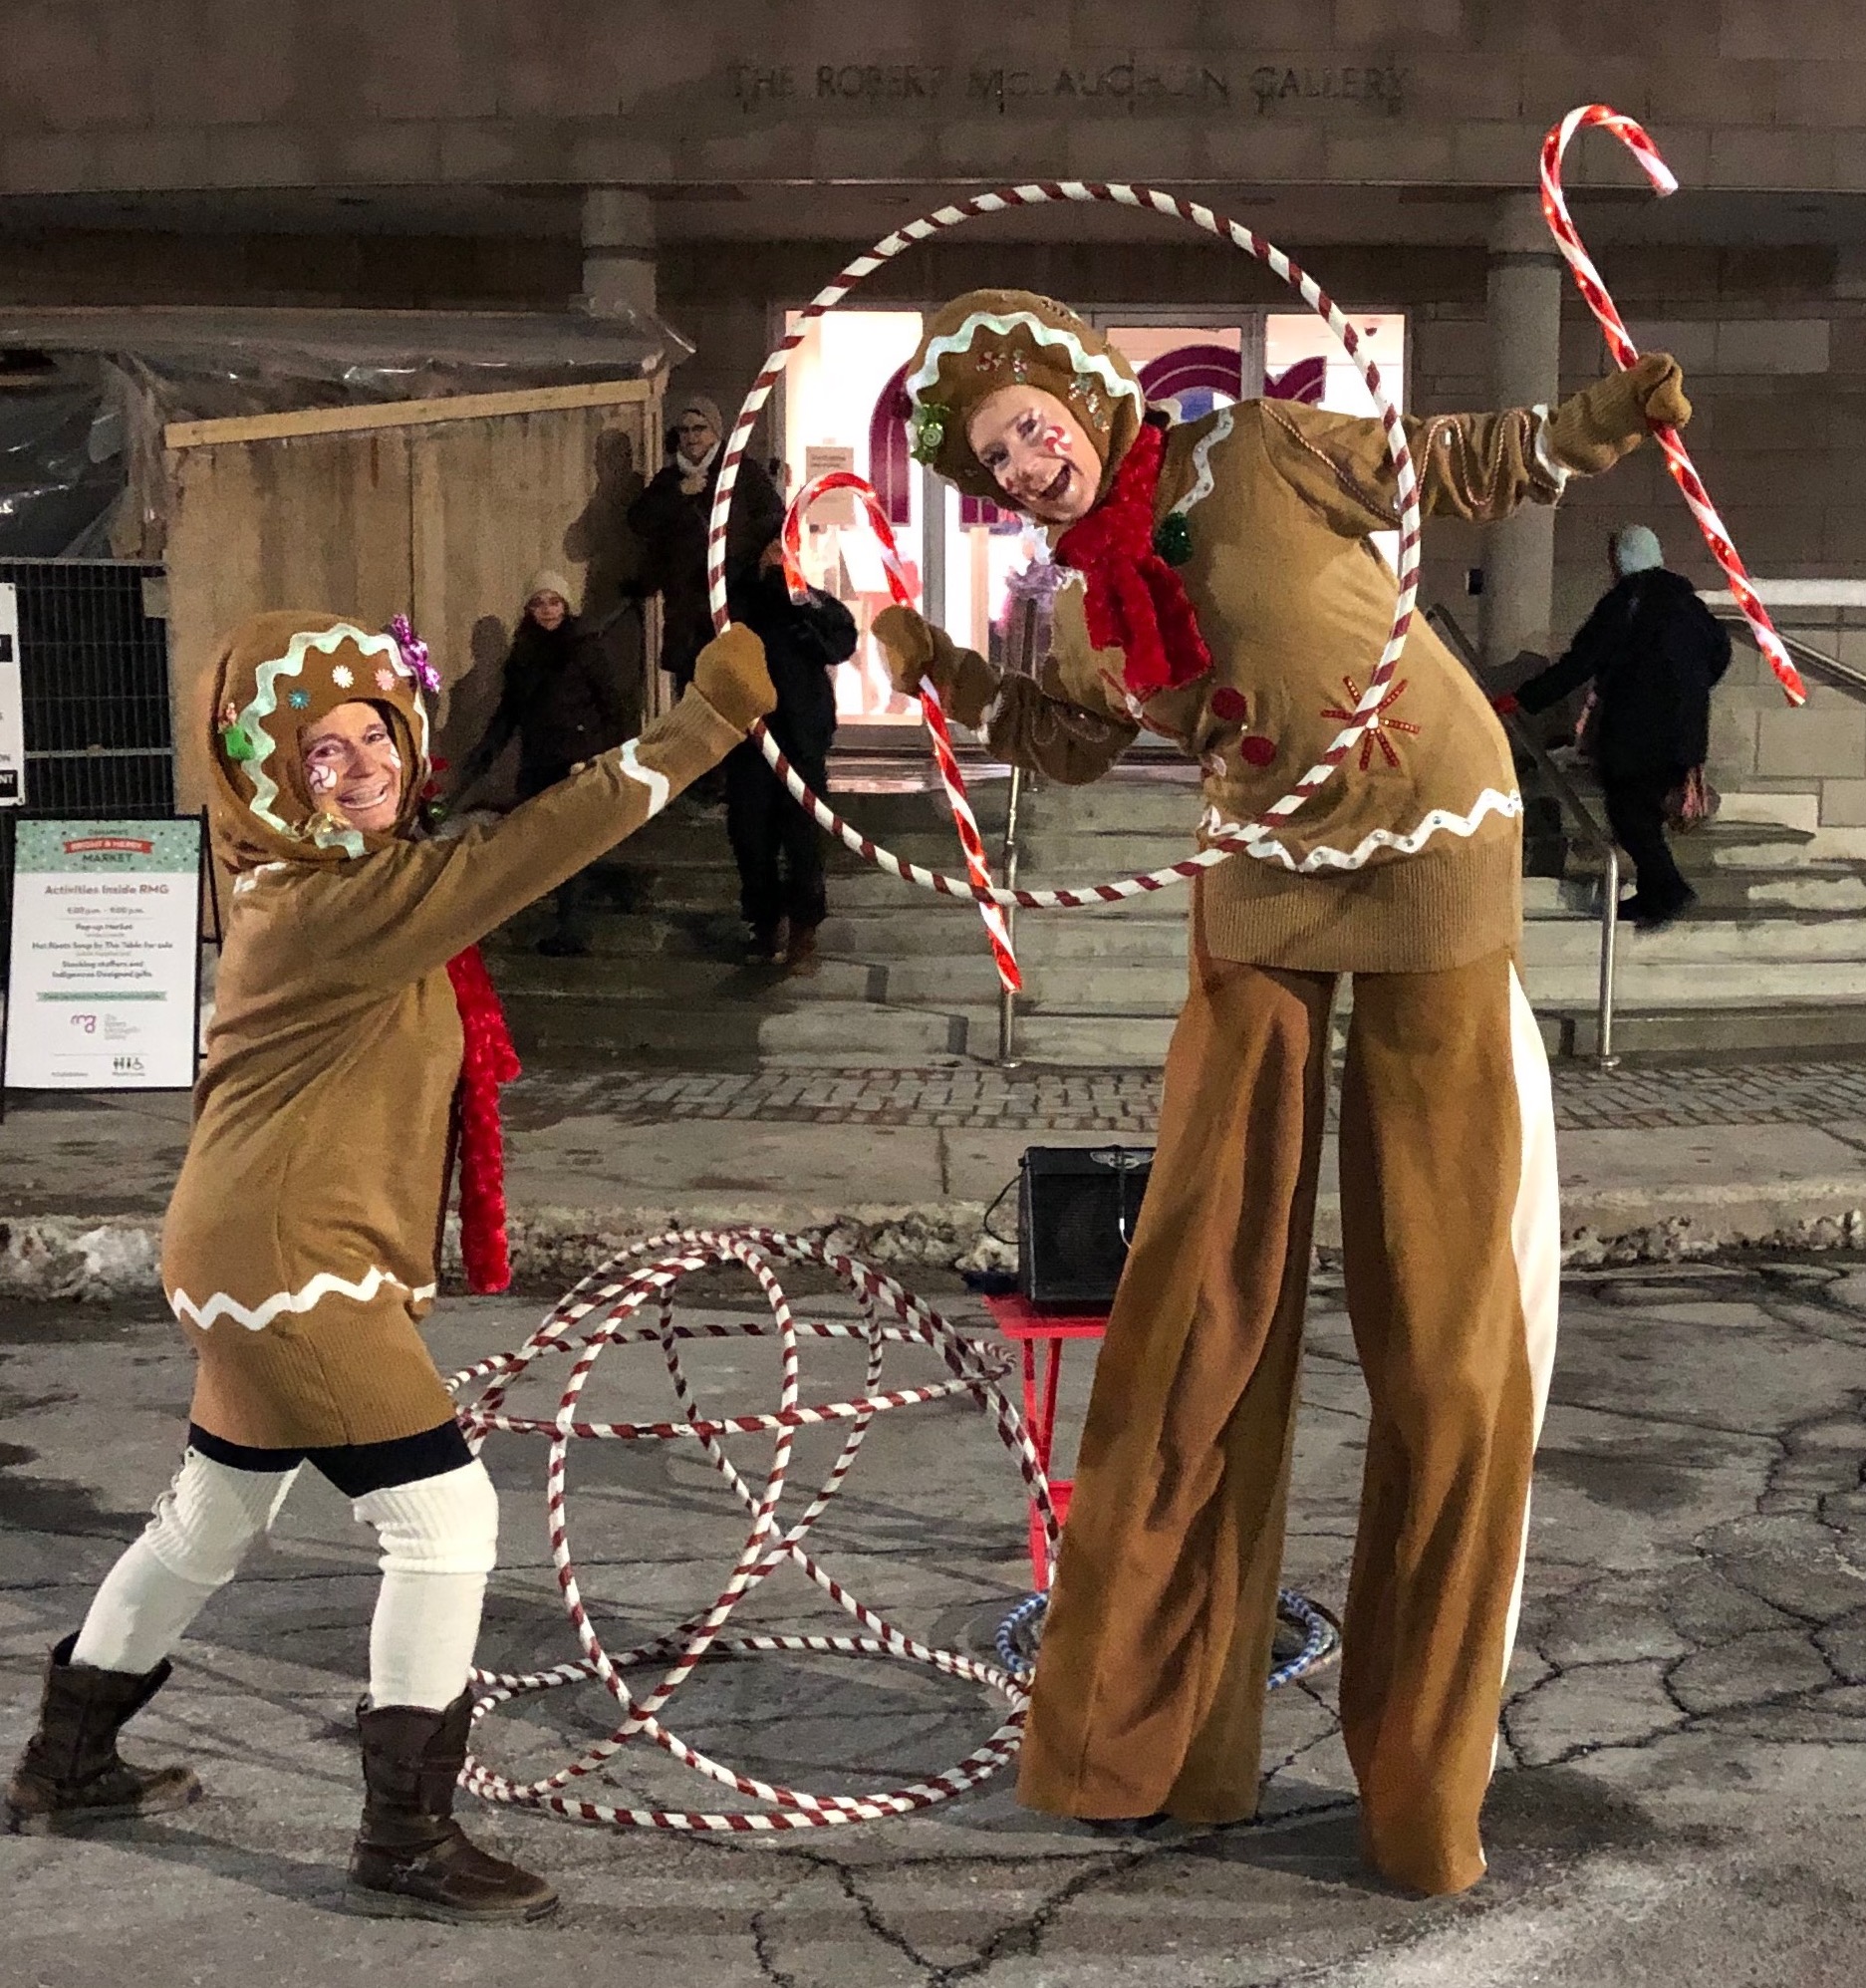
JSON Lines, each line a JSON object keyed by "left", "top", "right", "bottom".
{"left": 705, "top": 179, "right": 1423, "bottom": 912}
{"left": 447, "top": 1228, "right": 1058, "bottom": 1832}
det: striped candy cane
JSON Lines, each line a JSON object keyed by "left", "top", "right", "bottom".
{"left": 703, "top": 180, "right": 1424, "bottom": 913}
{"left": 781, "top": 469, "right": 1020, "bottom": 992}
{"left": 1541, "top": 105, "right": 1805, "bottom": 707}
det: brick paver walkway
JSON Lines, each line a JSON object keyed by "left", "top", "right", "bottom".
{"left": 510, "top": 1059, "right": 1866, "bottom": 1135}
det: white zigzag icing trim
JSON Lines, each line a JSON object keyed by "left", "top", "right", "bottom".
{"left": 906, "top": 311, "right": 1146, "bottom": 417}
{"left": 1172, "top": 407, "right": 1236, "bottom": 519}
{"left": 1200, "top": 786, "right": 1523, "bottom": 875}
{"left": 618, "top": 739, "right": 670, "bottom": 817}
{"left": 169, "top": 1266, "right": 436, "bottom": 1333}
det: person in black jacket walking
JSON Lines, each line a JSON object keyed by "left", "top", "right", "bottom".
{"left": 627, "top": 395, "right": 786, "bottom": 694}
{"left": 456, "top": 570, "right": 639, "bottom": 956}
{"left": 724, "top": 540, "right": 858, "bottom": 969}
{"left": 1502, "top": 525, "right": 1731, "bottom": 930}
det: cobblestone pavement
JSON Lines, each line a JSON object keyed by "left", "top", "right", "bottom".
{"left": 504, "top": 1056, "right": 1866, "bottom": 1135}
{"left": 3, "top": 1262, "right": 1863, "bottom": 1985}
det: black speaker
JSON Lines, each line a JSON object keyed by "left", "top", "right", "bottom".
{"left": 1017, "top": 1144, "right": 1154, "bottom": 1309}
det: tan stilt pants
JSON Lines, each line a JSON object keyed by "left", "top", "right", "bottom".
{"left": 1016, "top": 932, "right": 1560, "bottom": 1897}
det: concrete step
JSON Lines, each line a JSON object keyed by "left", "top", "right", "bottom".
{"left": 1539, "top": 999, "right": 1866, "bottom": 1060}
{"left": 1522, "top": 911, "right": 1866, "bottom": 969}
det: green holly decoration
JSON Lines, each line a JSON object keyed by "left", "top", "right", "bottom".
{"left": 908, "top": 403, "right": 947, "bottom": 464}
{"left": 1153, "top": 512, "right": 1194, "bottom": 567}
{"left": 219, "top": 722, "right": 258, "bottom": 762}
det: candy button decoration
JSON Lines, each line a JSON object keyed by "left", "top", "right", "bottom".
{"left": 1239, "top": 735, "right": 1278, "bottom": 769}
{"left": 1208, "top": 687, "right": 1248, "bottom": 723}
{"left": 1152, "top": 512, "right": 1194, "bottom": 567}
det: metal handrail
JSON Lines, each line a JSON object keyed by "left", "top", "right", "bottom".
{"left": 1706, "top": 607, "right": 1866, "bottom": 703}
{"left": 1426, "top": 603, "right": 1621, "bottom": 1069}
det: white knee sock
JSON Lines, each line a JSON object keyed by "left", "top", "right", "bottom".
{"left": 72, "top": 1450, "right": 297, "bottom": 1674}
{"left": 355, "top": 1460, "right": 500, "bottom": 1711}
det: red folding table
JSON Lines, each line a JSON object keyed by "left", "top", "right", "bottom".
{"left": 981, "top": 1292, "right": 1109, "bottom": 1590}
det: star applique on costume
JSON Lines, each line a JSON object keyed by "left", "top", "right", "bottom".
{"left": 1319, "top": 675, "right": 1420, "bottom": 771}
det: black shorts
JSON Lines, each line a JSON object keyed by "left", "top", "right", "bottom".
{"left": 185, "top": 1419, "right": 473, "bottom": 1498}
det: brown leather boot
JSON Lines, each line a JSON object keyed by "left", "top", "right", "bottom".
{"left": 346, "top": 1691, "right": 557, "bottom": 1924}
{"left": 5, "top": 1633, "right": 202, "bottom": 1834}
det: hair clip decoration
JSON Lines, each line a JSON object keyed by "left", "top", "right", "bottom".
{"left": 909, "top": 403, "right": 947, "bottom": 464}
{"left": 388, "top": 613, "right": 441, "bottom": 695}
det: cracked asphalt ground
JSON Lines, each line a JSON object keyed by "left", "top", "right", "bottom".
{"left": 1, "top": 1261, "right": 1863, "bottom": 1986}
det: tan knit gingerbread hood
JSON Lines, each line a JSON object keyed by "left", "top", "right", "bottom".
{"left": 904, "top": 290, "right": 1147, "bottom": 502}
{"left": 207, "top": 609, "right": 431, "bottom": 876}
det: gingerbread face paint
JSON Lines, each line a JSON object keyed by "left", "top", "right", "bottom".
{"left": 965, "top": 386, "right": 1101, "bottom": 525}
{"left": 298, "top": 699, "right": 405, "bottom": 838}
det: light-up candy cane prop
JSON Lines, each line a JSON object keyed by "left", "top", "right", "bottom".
{"left": 1542, "top": 106, "right": 1805, "bottom": 708}
{"left": 779, "top": 468, "right": 1020, "bottom": 993}
{"left": 704, "top": 180, "right": 1424, "bottom": 914}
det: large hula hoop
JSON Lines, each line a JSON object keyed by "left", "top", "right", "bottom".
{"left": 705, "top": 180, "right": 1423, "bottom": 914}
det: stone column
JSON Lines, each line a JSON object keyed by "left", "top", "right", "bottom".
{"left": 1481, "top": 191, "right": 1563, "bottom": 670}
{"left": 581, "top": 187, "right": 657, "bottom": 318}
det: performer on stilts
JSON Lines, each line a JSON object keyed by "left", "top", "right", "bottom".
{"left": 876, "top": 289, "right": 1691, "bottom": 1895}
{"left": 4, "top": 608, "right": 774, "bottom": 1921}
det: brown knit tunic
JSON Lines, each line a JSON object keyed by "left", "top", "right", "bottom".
{"left": 977, "top": 398, "right": 1569, "bottom": 975}
{"left": 162, "top": 610, "right": 747, "bottom": 1449}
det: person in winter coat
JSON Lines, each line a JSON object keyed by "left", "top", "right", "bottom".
{"left": 1500, "top": 524, "right": 1731, "bottom": 930}
{"left": 456, "top": 570, "right": 640, "bottom": 956}
{"left": 3, "top": 609, "right": 774, "bottom": 1924}
{"left": 874, "top": 289, "right": 1691, "bottom": 1896}
{"left": 724, "top": 538, "right": 858, "bottom": 967}
{"left": 627, "top": 393, "right": 786, "bottom": 693}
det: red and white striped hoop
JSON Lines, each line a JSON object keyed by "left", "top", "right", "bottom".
{"left": 706, "top": 180, "right": 1424, "bottom": 912}
{"left": 449, "top": 1228, "right": 1056, "bottom": 1832}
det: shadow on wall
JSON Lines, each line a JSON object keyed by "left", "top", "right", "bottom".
{"left": 434, "top": 419, "right": 655, "bottom": 800}
{"left": 567, "top": 423, "right": 650, "bottom": 742}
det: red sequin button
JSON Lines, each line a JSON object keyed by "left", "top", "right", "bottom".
{"left": 1208, "top": 686, "right": 1248, "bottom": 722}
{"left": 1238, "top": 734, "right": 1277, "bottom": 768}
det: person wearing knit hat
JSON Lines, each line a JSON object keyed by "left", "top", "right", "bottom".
{"left": 5, "top": 608, "right": 775, "bottom": 1923}
{"left": 456, "top": 569, "right": 642, "bottom": 955}
{"left": 1503, "top": 523, "right": 1731, "bottom": 929}
{"left": 629, "top": 388, "right": 786, "bottom": 696}
{"left": 877, "top": 288, "right": 1695, "bottom": 1896}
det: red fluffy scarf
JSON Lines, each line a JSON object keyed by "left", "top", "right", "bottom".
{"left": 445, "top": 946, "right": 522, "bottom": 1293}
{"left": 1054, "top": 421, "right": 1211, "bottom": 699}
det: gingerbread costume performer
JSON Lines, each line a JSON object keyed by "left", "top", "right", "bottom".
{"left": 878, "top": 291, "right": 1691, "bottom": 1895}
{"left": 8, "top": 608, "right": 774, "bottom": 1924}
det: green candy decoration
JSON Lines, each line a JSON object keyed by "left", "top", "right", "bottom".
{"left": 908, "top": 403, "right": 947, "bottom": 465}
{"left": 1153, "top": 512, "right": 1194, "bottom": 567}
{"left": 219, "top": 721, "right": 258, "bottom": 762}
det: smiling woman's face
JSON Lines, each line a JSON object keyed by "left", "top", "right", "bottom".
{"left": 964, "top": 385, "right": 1101, "bottom": 526}
{"left": 298, "top": 700, "right": 404, "bottom": 837}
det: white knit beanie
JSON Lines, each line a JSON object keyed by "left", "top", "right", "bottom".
{"left": 1611, "top": 524, "right": 1664, "bottom": 576}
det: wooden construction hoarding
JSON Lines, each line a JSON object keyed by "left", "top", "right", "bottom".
{"left": 161, "top": 375, "right": 665, "bottom": 824}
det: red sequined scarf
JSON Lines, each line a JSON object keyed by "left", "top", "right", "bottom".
{"left": 444, "top": 946, "right": 521, "bottom": 1293}
{"left": 1054, "top": 421, "right": 1211, "bottom": 700}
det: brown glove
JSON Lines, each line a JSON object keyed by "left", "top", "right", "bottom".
{"left": 872, "top": 606, "right": 998, "bottom": 728}
{"left": 690, "top": 623, "right": 775, "bottom": 732}
{"left": 1545, "top": 353, "right": 1691, "bottom": 475}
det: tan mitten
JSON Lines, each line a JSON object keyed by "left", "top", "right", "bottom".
{"left": 691, "top": 624, "right": 775, "bottom": 732}
{"left": 1546, "top": 353, "right": 1691, "bottom": 475}
{"left": 872, "top": 606, "right": 998, "bottom": 727}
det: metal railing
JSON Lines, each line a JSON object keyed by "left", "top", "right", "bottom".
{"left": 1426, "top": 603, "right": 1622, "bottom": 1069}
{"left": 1706, "top": 607, "right": 1866, "bottom": 704}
